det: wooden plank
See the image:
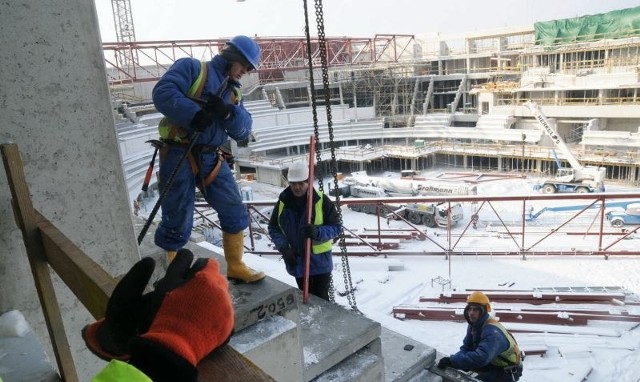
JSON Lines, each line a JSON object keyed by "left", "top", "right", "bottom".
{"left": 36, "top": 211, "right": 115, "bottom": 319}
{"left": 1, "top": 143, "right": 77, "bottom": 382}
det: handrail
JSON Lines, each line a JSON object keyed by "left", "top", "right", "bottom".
{"left": 239, "top": 191, "right": 640, "bottom": 258}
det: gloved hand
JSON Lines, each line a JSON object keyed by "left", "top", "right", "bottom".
{"left": 302, "top": 224, "right": 320, "bottom": 240}
{"left": 82, "top": 256, "right": 156, "bottom": 361}
{"left": 437, "top": 356, "right": 452, "bottom": 369}
{"left": 83, "top": 249, "right": 234, "bottom": 382}
{"left": 129, "top": 250, "right": 234, "bottom": 381}
{"left": 281, "top": 247, "right": 297, "bottom": 267}
{"left": 205, "top": 95, "right": 233, "bottom": 120}
{"left": 191, "top": 109, "right": 215, "bottom": 132}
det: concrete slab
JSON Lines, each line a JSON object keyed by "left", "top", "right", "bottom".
{"left": 381, "top": 327, "right": 436, "bottom": 382}
{"left": 407, "top": 369, "right": 443, "bottom": 382}
{"left": 230, "top": 314, "right": 303, "bottom": 382}
{"left": 312, "top": 347, "right": 384, "bottom": 382}
{"left": 299, "top": 293, "right": 381, "bottom": 381}
{"left": 186, "top": 244, "right": 301, "bottom": 332}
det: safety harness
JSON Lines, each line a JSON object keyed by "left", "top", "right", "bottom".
{"left": 155, "top": 61, "right": 231, "bottom": 190}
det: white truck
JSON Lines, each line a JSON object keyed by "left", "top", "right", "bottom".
{"left": 337, "top": 172, "right": 476, "bottom": 196}
{"left": 525, "top": 101, "right": 606, "bottom": 194}
{"left": 345, "top": 184, "right": 463, "bottom": 228}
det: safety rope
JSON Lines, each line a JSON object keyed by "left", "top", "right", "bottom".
{"left": 302, "top": 0, "right": 359, "bottom": 313}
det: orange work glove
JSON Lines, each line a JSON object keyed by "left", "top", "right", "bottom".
{"left": 83, "top": 250, "right": 234, "bottom": 382}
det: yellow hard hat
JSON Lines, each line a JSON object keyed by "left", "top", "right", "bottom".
{"left": 467, "top": 291, "right": 492, "bottom": 312}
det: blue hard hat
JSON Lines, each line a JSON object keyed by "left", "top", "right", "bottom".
{"left": 226, "top": 35, "right": 260, "bottom": 70}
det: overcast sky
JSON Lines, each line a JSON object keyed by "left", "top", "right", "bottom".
{"left": 94, "top": 0, "right": 639, "bottom": 42}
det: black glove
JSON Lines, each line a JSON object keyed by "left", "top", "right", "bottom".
{"left": 281, "top": 247, "right": 297, "bottom": 267}
{"left": 83, "top": 249, "right": 234, "bottom": 382}
{"left": 128, "top": 250, "right": 234, "bottom": 382}
{"left": 302, "top": 224, "right": 320, "bottom": 240}
{"left": 205, "top": 95, "right": 233, "bottom": 120}
{"left": 437, "top": 356, "right": 452, "bottom": 369}
{"left": 81, "top": 256, "right": 155, "bottom": 361}
{"left": 191, "top": 109, "right": 215, "bottom": 132}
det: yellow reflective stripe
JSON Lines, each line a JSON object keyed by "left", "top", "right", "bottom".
{"left": 312, "top": 191, "right": 332, "bottom": 253}
{"left": 158, "top": 61, "right": 207, "bottom": 142}
{"left": 232, "top": 87, "right": 242, "bottom": 104}
{"left": 187, "top": 61, "right": 206, "bottom": 98}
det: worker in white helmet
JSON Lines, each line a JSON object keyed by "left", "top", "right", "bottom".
{"left": 267, "top": 161, "right": 341, "bottom": 301}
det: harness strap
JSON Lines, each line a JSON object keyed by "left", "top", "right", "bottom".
{"left": 159, "top": 143, "right": 223, "bottom": 187}
{"left": 198, "top": 150, "right": 224, "bottom": 188}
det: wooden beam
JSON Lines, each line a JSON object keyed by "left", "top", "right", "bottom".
{"left": 35, "top": 211, "right": 115, "bottom": 319}
{"left": 1, "top": 143, "right": 78, "bottom": 382}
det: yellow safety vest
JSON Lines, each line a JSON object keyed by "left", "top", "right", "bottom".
{"left": 278, "top": 190, "right": 332, "bottom": 253}
{"left": 485, "top": 318, "right": 521, "bottom": 367}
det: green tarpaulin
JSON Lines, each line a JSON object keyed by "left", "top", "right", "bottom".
{"left": 535, "top": 6, "right": 640, "bottom": 45}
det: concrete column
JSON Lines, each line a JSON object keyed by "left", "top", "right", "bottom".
{"left": 0, "top": 1, "right": 139, "bottom": 380}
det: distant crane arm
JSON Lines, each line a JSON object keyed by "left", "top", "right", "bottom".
{"left": 524, "top": 101, "right": 584, "bottom": 171}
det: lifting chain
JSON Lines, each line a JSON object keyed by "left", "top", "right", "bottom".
{"left": 302, "top": 0, "right": 359, "bottom": 313}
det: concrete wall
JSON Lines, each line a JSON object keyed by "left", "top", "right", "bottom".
{"left": 0, "top": 1, "right": 140, "bottom": 380}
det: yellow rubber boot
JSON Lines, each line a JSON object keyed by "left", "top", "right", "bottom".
{"left": 223, "top": 231, "right": 265, "bottom": 283}
{"left": 167, "top": 251, "right": 177, "bottom": 263}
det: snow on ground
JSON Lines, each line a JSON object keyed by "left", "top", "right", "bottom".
{"left": 240, "top": 171, "right": 640, "bottom": 382}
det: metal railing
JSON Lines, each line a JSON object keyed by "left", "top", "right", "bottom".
{"left": 230, "top": 192, "right": 640, "bottom": 258}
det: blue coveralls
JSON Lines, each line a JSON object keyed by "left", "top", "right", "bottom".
{"left": 152, "top": 56, "right": 252, "bottom": 251}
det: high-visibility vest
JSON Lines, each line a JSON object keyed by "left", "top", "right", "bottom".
{"left": 278, "top": 190, "right": 332, "bottom": 253}
{"left": 485, "top": 318, "right": 521, "bottom": 367}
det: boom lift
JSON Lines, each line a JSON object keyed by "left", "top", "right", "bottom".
{"left": 525, "top": 101, "right": 606, "bottom": 194}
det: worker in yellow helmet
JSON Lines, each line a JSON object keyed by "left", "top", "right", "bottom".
{"left": 437, "top": 291, "right": 523, "bottom": 381}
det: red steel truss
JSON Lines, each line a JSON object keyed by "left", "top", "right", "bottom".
{"left": 103, "top": 35, "right": 416, "bottom": 85}
{"left": 237, "top": 192, "right": 640, "bottom": 257}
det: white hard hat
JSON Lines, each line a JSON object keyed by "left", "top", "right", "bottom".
{"left": 287, "top": 162, "right": 309, "bottom": 182}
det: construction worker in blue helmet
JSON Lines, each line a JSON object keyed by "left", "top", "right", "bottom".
{"left": 151, "top": 35, "right": 265, "bottom": 283}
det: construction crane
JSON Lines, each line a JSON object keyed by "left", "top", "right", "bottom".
{"left": 525, "top": 101, "right": 606, "bottom": 194}
{"left": 111, "top": 0, "right": 138, "bottom": 80}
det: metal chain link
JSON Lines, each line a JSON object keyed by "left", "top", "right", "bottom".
{"left": 313, "top": 0, "right": 359, "bottom": 313}
{"left": 302, "top": 0, "right": 332, "bottom": 302}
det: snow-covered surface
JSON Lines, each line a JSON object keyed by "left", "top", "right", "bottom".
{"left": 0, "top": 310, "right": 60, "bottom": 382}
{"left": 237, "top": 171, "right": 640, "bottom": 382}
{"left": 7, "top": 171, "right": 638, "bottom": 381}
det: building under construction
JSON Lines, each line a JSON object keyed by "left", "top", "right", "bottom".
{"left": 112, "top": 6, "right": 640, "bottom": 190}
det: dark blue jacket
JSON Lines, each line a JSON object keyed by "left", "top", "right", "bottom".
{"left": 268, "top": 187, "right": 341, "bottom": 278}
{"left": 450, "top": 313, "right": 511, "bottom": 372}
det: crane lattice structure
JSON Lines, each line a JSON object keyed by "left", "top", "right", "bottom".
{"left": 110, "top": 0, "right": 138, "bottom": 87}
